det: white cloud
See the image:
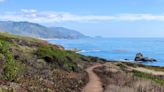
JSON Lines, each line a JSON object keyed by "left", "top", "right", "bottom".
{"left": 0, "top": 0, "right": 5, "bottom": 2}
{"left": 1, "top": 9, "right": 164, "bottom": 24}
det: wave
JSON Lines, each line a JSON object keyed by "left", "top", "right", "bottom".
{"left": 77, "top": 49, "right": 101, "bottom": 53}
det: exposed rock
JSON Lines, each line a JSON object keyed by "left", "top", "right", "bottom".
{"left": 70, "top": 48, "right": 80, "bottom": 52}
{"left": 124, "top": 59, "right": 129, "bottom": 61}
{"left": 135, "top": 53, "right": 157, "bottom": 62}
{"left": 143, "top": 57, "right": 157, "bottom": 62}
{"left": 135, "top": 53, "right": 144, "bottom": 61}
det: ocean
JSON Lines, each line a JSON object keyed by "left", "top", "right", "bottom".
{"left": 48, "top": 38, "right": 164, "bottom": 67}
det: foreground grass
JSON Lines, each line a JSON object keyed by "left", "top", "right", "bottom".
{"left": 117, "top": 62, "right": 164, "bottom": 85}
{"left": 94, "top": 63, "right": 164, "bottom": 92}
{"left": 0, "top": 32, "right": 87, "bottom": 91}
{"left": 143, "top": 66, "right": 164, "bottom": 72}
{"left": 132, "top": 70, "right": 164, "bottom": 85}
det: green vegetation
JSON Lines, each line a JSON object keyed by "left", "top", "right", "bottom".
{"left": 90, "top": 57, "right": 99, "bottom": 62}
{"left": 37, "top": 45, "right": 81, "bottom": 71}
{"left": 0, "top": 53, "right": 4, "bottom": 60}
{"left": 0, "top": 40, "right": 24, "bottom": 81}
{"left": 117, "top": 63, "right": 127, "bottom": 71}
{"left": 0, "top": 32, "right": 40, "bottom": 42}
{"left": 0, "top": 32, "right": 86, "bottom": 91}
{"left": 144, "top": 66, "right": 164, "bottom": 72}
{"left": 122, "top": 62, "right": 141, "bottom": 68}
{"left": 123, "top": 62, "right": 164, "bottom": 72}
{"left": 0, "top": 87, "right": 16, "bottom": 92}
{"left": 132, "top": 70, "right": 164, "bottom": 85}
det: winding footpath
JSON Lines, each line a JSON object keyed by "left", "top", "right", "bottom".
{"left": 82, "top": 64, "right": 103, "bottom": 92}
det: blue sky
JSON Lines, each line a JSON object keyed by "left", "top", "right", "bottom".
{"left": 1, "top": 0, "right": 164, "bottom": 37}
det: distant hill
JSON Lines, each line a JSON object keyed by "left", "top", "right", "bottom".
{"left": 0, "top": 21, "right": 87, "bottom": 39}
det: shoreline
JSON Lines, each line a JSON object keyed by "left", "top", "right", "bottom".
{"left": 46, "top": 39, "right": 164, "bottom": 67}
{"left": 38, "top": 38, "right": 66, "bottom": 40}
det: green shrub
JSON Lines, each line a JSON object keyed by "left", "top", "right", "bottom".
{"left": 0, "top": 40, "right": 24, "bottom": 81}
{"left": 0, "top": 53, "right": 4, "bottom": 60}
{"left": 37, "top": 45, "right": 79, "bottom": 71}
{"left": 117, "top": 63, "right": 127, "bottom": 71}
{"left": 0, "top": 87, "right": 16, "bottom": 92}
{"left": 4, "top": 56, "right": 23, "bottom": 81}
{"left": 123, "top": 62, "right": 139, "bottom": 68}
{"left": 90, "top": 57, "right": 99, "bottom": 62}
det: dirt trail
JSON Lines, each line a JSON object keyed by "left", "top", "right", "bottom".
{"left": 82, "top": 64, "right": 103, "bottom": 92}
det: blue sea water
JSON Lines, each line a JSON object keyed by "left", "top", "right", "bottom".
{"left": 48, "top": 38, "right": 164, "bottom": 67}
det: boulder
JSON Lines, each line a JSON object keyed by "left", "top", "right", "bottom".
{"left": 135, "top": 53, "right": 144, "bottom": 61}
{"left": 135, "top": 53, "right": 157, "bottom": 62}
{"left": 142, "top": 57, "right": 157, "bottom": 62}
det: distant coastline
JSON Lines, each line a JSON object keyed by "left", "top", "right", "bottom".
{"left": 39, "top": 38, "right": 66, "bottom": 40}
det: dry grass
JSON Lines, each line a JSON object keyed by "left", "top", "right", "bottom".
{"left": 94, "top": 63, "right": 164, "bottom": 92}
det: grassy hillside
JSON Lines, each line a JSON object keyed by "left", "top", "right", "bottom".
{"left": 0, "top": 32, "right": 163, "bottom": 92}
{"left": 0, "top": 32, "right": 91, "bottom": 92}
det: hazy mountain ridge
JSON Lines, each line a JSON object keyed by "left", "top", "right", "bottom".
{"left": 0, "top": 21, "right": 87, "bottom": 39}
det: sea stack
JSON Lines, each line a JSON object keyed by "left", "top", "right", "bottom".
{"left": 135, "top": 53, "right": 157, "bottom": 62}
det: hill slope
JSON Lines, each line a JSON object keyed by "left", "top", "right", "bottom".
{"left": 0, "top": 32, "right": 90, "bottom": 92}
{"left": 0, "top": 33, "right": 163, "bottom": 92}
{"left": 0, "top": 21, "right": 87, "bottom": 39}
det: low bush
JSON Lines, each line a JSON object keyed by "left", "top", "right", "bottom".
{"left": 37, "top": 45, "right": 80, "bottom": 71}
{"left": 0, "top": 40, "right": 24, "bottom": 81}
{"left": 117, "top": 63, "right": 127, "bottom": 71}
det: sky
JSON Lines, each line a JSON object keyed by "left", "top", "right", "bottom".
{"left": 1, "top": 0, "right": 164, "bottom": 37}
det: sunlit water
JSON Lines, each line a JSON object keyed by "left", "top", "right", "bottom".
{"left": 48, "top": 38, "right": 164, "bottom": 67}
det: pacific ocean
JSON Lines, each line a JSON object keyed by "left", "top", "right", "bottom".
{"left": 48, "top": 38, "right": 164, "bottom": 66}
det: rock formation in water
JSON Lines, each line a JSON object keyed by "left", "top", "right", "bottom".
{"left": 135, "top": 53, "right": 157, "bottom": 62}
